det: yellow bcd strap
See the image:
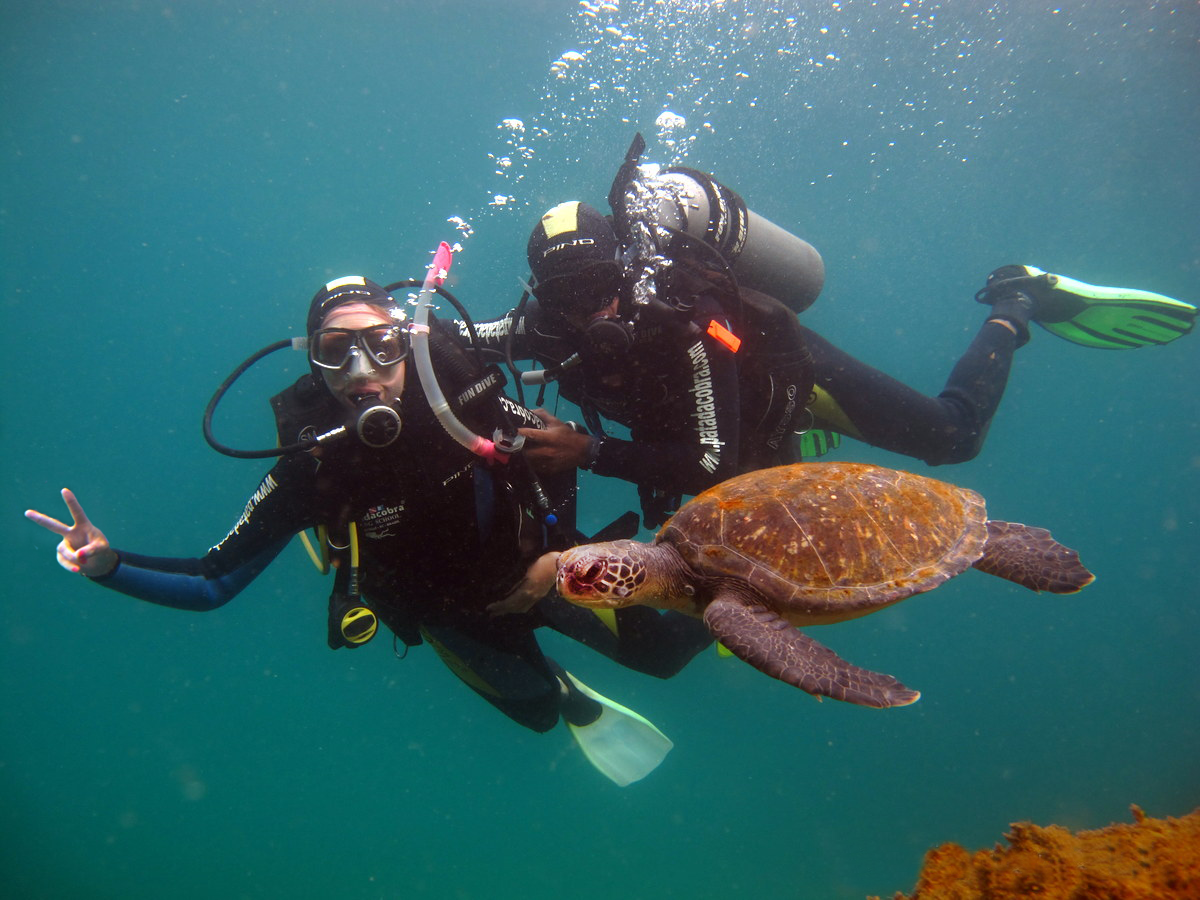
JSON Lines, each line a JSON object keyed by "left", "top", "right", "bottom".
{"left": 298, "top": 524, "right": 331, "bottom": 574}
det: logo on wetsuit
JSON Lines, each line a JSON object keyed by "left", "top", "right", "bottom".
{"left": 210, "top": 473, "right": 279, "bottom": 552}
{"left": 687, "top": 340, "right": 723, "bottom": 473}
{"left": 470, "top": 317, "right": 515, "bottom": 343}
{"left": 361, "top": 502, "right": 405, "bottom": 539}
{"left": 765, "top": 383, "right": 799, "bottom": 451}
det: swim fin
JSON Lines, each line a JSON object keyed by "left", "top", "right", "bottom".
{"left": 796, "top": 428, "right": 841, "bottom": 459}
{"left": 561, "top": 670, "right": 673, "bottom": 787}
{"left": 979, "top": 265, "right": 1196, "bottom": 349}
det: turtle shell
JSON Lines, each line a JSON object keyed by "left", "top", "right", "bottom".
{"left": 658, "top": 461, "right": 989, "bottom": 621}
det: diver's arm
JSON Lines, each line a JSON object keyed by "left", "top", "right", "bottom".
{"left": 26, "top": 461, "right": 314, "bottom": 611}
{"left": 592, "top": 333, "right": 742, "bottom": 495}
{"left": 90, "top": 540, "right": 291, "bottom": 611}
{"left": 458, "top": 300, "right": 570, "bottom": 364}
{"left": 458, "top": 308, "right": 527, "bottom": 355}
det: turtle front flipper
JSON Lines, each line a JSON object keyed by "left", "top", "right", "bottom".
{"left": 702, "top": 590, "right": 920, "bottom": 709}
{"left": 974, "top": 521, "right": 1095, "bottom": 593}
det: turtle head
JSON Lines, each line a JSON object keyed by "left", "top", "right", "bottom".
{"left": 557, "top": 539, "right": 692, "bottom": 611}
{"left": 557, "top": 540, "right": 651, "bottom": 609}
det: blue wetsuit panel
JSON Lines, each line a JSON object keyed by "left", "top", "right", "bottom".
{"left": 93, "top": 538, "right": 292, "bottom": 611}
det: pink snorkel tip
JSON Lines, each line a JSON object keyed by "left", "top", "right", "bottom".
{"left": 430, "top": 242, "right": 453, "bottom": 286}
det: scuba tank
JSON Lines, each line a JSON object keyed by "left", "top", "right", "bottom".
{"left": 609, "top": 133, "right": 825, "bottom": 315}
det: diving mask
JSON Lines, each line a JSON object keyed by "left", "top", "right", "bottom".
{"left": 533, "top": 261, "right": 624, "bottom": 320}
{"left": 309, "top": 324, "right": 409, "bottom": 371}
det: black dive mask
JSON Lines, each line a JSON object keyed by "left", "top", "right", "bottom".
{"left": 578, "top": 289, "right": 699, "bottom": 365}
{"left": 533, "top": 261, "right": 624, "bottom": 320}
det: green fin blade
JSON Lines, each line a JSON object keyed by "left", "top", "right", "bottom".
{"left": 1038, "top": 297, "right": 1196, "bottom": 349}
{"left": 797, "top": 428, "right": 841, "bottom": 458}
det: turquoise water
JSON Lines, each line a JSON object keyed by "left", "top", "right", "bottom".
{"left": 3, "top": 2, "right": 1197, "bottom": 897}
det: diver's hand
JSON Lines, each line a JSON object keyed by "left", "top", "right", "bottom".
{"left": 488, "top": 551, "right": 561, "bottom": 616}
{"left": 518, "top": 409, "right": 593, "bottom": 474}
{"left": 24, "top": 488, "right": 118, "bottom": 577}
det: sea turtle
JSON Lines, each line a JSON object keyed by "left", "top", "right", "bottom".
{"left": 556, "top": 462, "right": 1094, "bottom": 708}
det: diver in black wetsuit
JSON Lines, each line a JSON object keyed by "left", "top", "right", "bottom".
{"left": 472, "top": 138, "right": 1194, "bottom": 528}
{"left": 470, "top": 198, "right": 1024, "bottom": 527}
{"left": 25, "top": 273, "right": 712, "bottom": 785}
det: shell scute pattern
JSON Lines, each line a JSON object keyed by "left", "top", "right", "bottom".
{"left": 662, "top": 463, "right": 990, "bottom": 613}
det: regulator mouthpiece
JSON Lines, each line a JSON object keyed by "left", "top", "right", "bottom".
{"left": 353, "top": 397, "right": 402, "bottom": 448}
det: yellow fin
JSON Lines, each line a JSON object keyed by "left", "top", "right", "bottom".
{"left": 592, "top": 608, "right": 619, "bottom": 637}
{"left": 563, "top": 671, "right": 672, "bottom": 786}
{"left": 808, "top": 385, "right": 863, "bottom": 440}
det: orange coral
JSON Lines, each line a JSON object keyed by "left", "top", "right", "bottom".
{"left": 875, "top": 805, "right": 1200, "bottom": 900}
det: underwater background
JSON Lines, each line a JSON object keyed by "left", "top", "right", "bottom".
{"left": 2, "top": 2, "right": 1197, "bottom": 898}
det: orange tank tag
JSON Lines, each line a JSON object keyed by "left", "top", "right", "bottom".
{"left": 706, "top": 319, "right": 741, "bottom": 352}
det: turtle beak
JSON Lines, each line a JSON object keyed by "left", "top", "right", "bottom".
{"left": 577, "top": 559, "right": 608, "bottom": 588}
{"left": 557, "top": 550, "right": 620, "bottom": 607}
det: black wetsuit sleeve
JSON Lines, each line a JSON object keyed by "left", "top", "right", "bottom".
{"left": 803, "top": 319, "right": 1019, "bottom": 465}
{"left": 461, "top": 309, "right": 529, "bottom": 355}
{"left": 87, "top": 456, "right": 317, "bottom": 611}
{"left": 460, "top": 303, "right": 577, "bottom": 367}
{"left": 466, "top": 303, "right": 743, "bottom": 494}
{"left": 591, "top": 331, "right": 742, "bottom": 495}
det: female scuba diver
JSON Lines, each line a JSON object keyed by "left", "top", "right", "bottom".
{"left": 25, "top": 265, "right": 713, "bottom": 787}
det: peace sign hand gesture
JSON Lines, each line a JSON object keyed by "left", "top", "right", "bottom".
{"left": 25, "top": 489, "right": 118, "bottom": 577}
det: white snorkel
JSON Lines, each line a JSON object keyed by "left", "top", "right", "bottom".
{"left": 409, "top": 241, "right": 509, "bottom": 463}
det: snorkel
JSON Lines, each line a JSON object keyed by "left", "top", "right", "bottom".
{"left": 411, "top": 241, "right": 562, "bottom": 530}
{"left": 409, "top": 242, "right": 508, "bottom": 464}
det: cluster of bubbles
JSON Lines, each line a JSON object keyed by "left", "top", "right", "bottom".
{"left": 487, "top": 117, "right": 540, "bottom": 194}
{"left": 451, "top": 0, "right": 1031, "bottom": 241}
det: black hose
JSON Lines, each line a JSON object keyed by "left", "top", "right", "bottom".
{"left": 203, "top": 339, "right": 310, "bottom": 459}
{"left": 503, "top": 288, "right": 532, "bottom": 407}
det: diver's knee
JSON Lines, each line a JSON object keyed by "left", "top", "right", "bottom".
{"left": 926, "top": 439, "right": 983, "bottom": 466}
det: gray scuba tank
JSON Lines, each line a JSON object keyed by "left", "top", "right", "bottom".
{"left": 629, "top": 164, "right": 825, "bottom": 315}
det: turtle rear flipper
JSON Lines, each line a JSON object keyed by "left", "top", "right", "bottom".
{"left": 974, "top": 521, "right": 1096, "bottom": 594}
{"left": 702, "top": 591, "right": 920, "bottom": 709}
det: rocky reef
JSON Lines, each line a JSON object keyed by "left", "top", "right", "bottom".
{"left": 875, "top": 805, "right": 1199, "bottom": 900}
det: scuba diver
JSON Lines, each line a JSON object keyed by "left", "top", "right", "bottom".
{"left": 472, "top": 134, "right": 1197, "bottom": 529}
{"left": 24, "top": 257, "right": 714, "bottom": 787}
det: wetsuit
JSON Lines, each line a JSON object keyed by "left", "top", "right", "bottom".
{"left": 802, "top": 322, "right": 1017, "bottom": 466}
{"left": 476, "top": 265, "right": 1019, "bottom": 524}
{"left": 90, "top": 320, "right": 712, "bottom": 732}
